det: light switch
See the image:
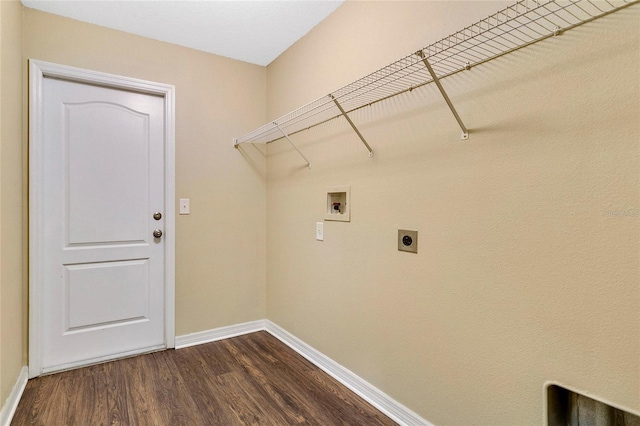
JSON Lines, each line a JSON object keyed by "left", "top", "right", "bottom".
{"left": 316, "top": 222, "right": 324, "bottom": 241}
{"left": 179, "top": 198, "right": 190, "bottom": 215}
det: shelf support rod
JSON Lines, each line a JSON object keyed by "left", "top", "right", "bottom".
{"left": 330, "top": 94, "right": 374, "bottom": 157}
{"left": 417, "top": 50, "right": 469, "bottom": 140}
{"left": 274, "top": 122, "right": 311, "bottom": 169}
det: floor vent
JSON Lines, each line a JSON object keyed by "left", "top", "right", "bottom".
{"left": 547, "top": 384, "right": 640, "bottom": 426}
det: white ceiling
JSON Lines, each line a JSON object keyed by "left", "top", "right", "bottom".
{"left": 21, "top": 0, "right": 344, "bottom": 66}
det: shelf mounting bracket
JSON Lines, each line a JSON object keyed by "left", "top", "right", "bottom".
{"left": 330, "top": 94, "right": 374, "bottom": 157}
{"left": 274, "top": 122, "right": 311, "bottom": 169}
{"left": 417, "top": 50, "right": 469, "bottom": 140}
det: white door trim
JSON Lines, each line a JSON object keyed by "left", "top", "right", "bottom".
{"left": 28, "top": 60, "right": 176, "bottom": 378}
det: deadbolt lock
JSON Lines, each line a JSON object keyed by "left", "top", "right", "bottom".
{"left": 153, "top": 212, "right": 162, "bottom": 220}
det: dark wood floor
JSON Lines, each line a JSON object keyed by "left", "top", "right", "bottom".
{"left": 12, "top": 331, "right": 397, "bottom": 425}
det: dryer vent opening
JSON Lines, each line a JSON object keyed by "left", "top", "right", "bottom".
{"left": 547, "top": 385, "right": 640, "bottom": 426}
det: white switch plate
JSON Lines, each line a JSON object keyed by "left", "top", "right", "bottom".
{"left": 316, "top": 222, "right": 324, "bottom": 241}
{"left": 179, "top": 198, "right": 190, "bottom": 215}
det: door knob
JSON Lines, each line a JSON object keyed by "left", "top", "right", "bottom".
{"left": 153, "top": 229, "right": 163, "bottom": 238}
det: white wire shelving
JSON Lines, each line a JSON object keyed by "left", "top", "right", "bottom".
{"left": 233, "top": 0, "right": 639, "bottom": 166}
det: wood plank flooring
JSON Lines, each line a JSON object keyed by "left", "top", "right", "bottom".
{"left": 12, "top": 331, "right": 397, "bottom": 425}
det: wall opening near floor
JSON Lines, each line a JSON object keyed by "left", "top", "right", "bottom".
{"left": 547, "top": 384, "right": 640, "bottom": 426}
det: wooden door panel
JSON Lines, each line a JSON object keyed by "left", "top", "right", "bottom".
{"left": 65, "top": 259, "right": 150, "bottom": 331}
{"left": 65, "top": 102, "right": 149, "bottom": 245}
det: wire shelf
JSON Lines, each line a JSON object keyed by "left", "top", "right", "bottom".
{"left": 234, "top": 0, "right": 638, "bottom": 147}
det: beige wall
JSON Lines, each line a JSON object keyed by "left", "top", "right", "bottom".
{"left": 1, "top": 0, "right": 25, "bottom": 405}
{"left": 266, "top": 2, "right": 639, "bottom": 425}
{"left": 22, "top": 9, "right": 267, "bottom": 335}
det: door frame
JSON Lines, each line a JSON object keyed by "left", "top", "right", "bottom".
{"left": 28, "top": 60, "right": 176, "bottom": 378}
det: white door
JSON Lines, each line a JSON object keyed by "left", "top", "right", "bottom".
{"left": 33, "top": 66, "right": 172, "bottom": 374}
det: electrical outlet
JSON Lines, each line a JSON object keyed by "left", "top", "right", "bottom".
{"left": 316, "top": 222, "right": 324, "bottom": 241}
{"left": 398, "top": 229, "right": 417, "bottom": 253}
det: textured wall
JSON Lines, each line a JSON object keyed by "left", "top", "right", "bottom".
{"left": 266, "top": 2, "right": 640, "bottom": 424}
{"left": 22, "top": 9, "right": 267, "bottom": 337}
{"left": 1, "top": 0, "right": 25, "bottom": 405}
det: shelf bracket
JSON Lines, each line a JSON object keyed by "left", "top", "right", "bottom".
{"left": 274, "top": 122, "right": 311, "bottom": 169}
{"left": 417, "top": 50, "right": 469, "bottom": 140}
{"left": 329, "top": 94, "right": 374, "bottom": 157}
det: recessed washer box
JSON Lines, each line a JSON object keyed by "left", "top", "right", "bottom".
{"left": 325, "top": 186, "right": 350, "bottom": 222}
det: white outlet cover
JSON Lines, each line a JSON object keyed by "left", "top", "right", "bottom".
{"left": 398, "top": 229, "right": 417, "bottom": 253}
{"left": 316, "top": 222, "right": 324, "bottom": 241}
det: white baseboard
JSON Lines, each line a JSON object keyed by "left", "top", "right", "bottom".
{"left": 264, "top": 320, "right": 432, "bottom": 426}
{"left": 175, "top": 319, "right": 266, "bottom": 349}
{"left": 0, "top": 366, "right": 28, "bottom": 426}
{"left": 177, "top": 319, "right": 431, "bottom": 426}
